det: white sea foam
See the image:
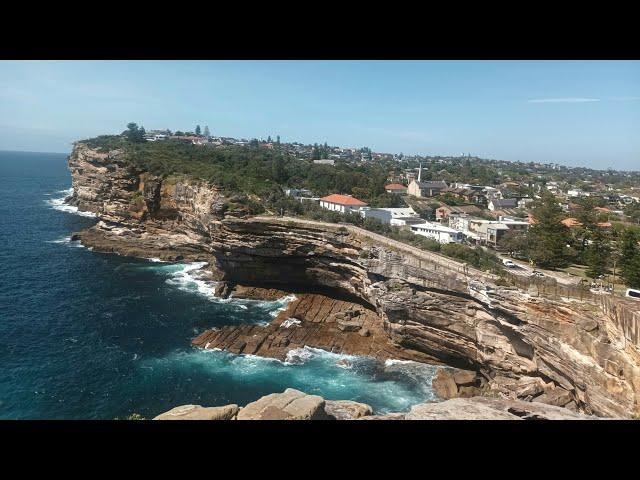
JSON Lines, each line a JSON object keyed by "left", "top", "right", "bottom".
{"left": 45, "top": 187, "right": 97, "bottom": 218}
{"left": 160, "top": 262, "right": 297, "bottom": 317}
{"left": 164, "top": 262, "right": 216, "bottom": 298}
{"left": 280, "top": 318, "right": 301, "bottom": 328}
{"left": 147, "top": 257, "right": 166, "bottom": 263}
{"left": 45, "top": 236, "right": 85, "bottom": 248}
{"left": 284, "top": 346, "right": 357, "bottom": 366}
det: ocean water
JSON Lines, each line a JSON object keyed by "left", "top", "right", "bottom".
{"left": 0, "top": 150, "right": 438, "bottom": 419}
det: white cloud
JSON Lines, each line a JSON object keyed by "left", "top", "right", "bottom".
{"left": 528, "top": 98, "right": 601, "bottom": 103}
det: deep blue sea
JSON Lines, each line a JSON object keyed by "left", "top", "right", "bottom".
{"left": 0, "top": 150, "right": 438, "bottom": 419}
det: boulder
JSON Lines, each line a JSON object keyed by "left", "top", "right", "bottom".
{"left": 453, "top": 369, "right": 478, "bottom": 386}
{"left": 405, "top": 397, "right": 590, "bottom": 420}
{"left": 431, "top": 368, "right": 458, "bottom": 399}
{"left": 324, "top": 400, "right": 373, "bottom": 420}
{"left": 153, "top": 404, "right": 239, "bottom": 420}
{"left": 237, "top": 388, "right": 327, "bottom": 420}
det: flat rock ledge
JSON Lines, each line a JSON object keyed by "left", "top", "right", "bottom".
{"left": 192, "top": 292, "right": 439, "bottom": 364}
{"left": 153, "top": 389, "right": 598, "bottom": 420}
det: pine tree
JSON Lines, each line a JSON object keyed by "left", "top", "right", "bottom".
{"left": 203, "top": 126, "right": 210, "bottom": 138}
{"left": 527, "top": 192, "right": 573, "bottom": 268}
{"left": 620, "top": 229, "right": 640, "bottom": 288}
{"left": 195, "top": 125, "right": 201, "bottom": 136}
{"left": 267, "top": 135, "right": 272, "bottom": 143}
{"left": 585, "top": 228, "right": 611, "bottom": 279}
{"left": 276, "top": 135, "right": 281, "bottom": 144}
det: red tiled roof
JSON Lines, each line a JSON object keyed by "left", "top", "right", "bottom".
{"left": 320, "top": 194, "right": 368, "bottom": 206}
{"left": 385, "top": 183, "right": 407, "bottom": 190}
{"left": 562, "top": 217, "right": 582, "bottom": 227}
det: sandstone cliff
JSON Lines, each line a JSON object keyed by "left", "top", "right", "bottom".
{"left": 67, "top": 143, "right": 640, "bottom": 418}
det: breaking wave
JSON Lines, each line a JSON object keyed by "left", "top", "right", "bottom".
{"left": 139, "top": 347, "right": 439, "bottom": 414}
{"left": 45, "top": 187, "right": 97, "bottom": 218}
{"left": 45, "top": 236, "right": 85, "bottom": 248}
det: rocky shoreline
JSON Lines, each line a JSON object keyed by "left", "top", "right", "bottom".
{"left": 64, "top": 143, "right": 640, "bottom": 419}
{"left": 193, "top": 289, "right": 441, "bottom": 363}
{"left": 152, "top": 388, "right": 592, "bottom": 420}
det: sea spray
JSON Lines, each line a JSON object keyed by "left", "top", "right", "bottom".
{"left": 141, "top": 347, "right": 438, "bottom": 414}
{"left": 45, "top": 187, "right": 97, "bottom": 218}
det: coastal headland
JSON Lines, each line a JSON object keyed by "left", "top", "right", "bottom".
{"left": 65, "top": 143, "right": 640, "bottom": 419}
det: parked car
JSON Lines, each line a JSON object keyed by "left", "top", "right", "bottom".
{"left": 626, "top": 288, "right": 640, "bottom": 300}
{"left": 502, "top": 259, "right": 516, "bottom": 268}
{"left": 531, "top": 270, "right": 545, "bottom": 278}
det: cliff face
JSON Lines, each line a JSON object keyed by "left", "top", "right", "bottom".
{"left": 67, "top": 144, "right": 640, "bottom": 418}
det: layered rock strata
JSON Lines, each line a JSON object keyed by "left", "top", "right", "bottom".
{"left": 67, "top": 144, "right": 640, "bottom": 418}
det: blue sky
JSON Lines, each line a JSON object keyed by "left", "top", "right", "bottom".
{"left": 1, "top": 60, "right": 638, "bottom": 170}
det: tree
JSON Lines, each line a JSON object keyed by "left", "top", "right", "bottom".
{"left": 585, "top": 228, "right": 611, "bottom": 279}
{"left": 195, "top": 125, "right": 201, "bottom": 136}
{"left": 526, "top": 192, "right": 573, "bottom": 268}
{"left": 203, "top": 126, "right": 210, "bottom": 138}
{"left": 276, "top": 135, "right": 281, "bottom": 145}
{"left": 271, "top": 155, "right": 286, "bottom": 184}
{"left": 500, "top": 230, "right": 529, "bottom": 258}
{"left": 125, "top": 122, "right": 145, "bottom": 143}
{"left": 267, "top": 135, "right": 272, "bottom": 143}
{"left": 620, "top": 229, "right": 640, "bottom": 288}
{"left": 311, "top": 143, "right": 320, "bottom": 160}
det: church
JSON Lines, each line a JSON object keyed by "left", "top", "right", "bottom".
{"left": 407, "top": 164, "right": 448, "bottom": 198}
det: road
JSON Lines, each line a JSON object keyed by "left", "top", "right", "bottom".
{"left": 482, "top": 248, "right": 582, "bottom": 286}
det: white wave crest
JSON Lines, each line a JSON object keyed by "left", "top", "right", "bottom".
{"left": 281, "top": 318, "right": 301, "bottom": 328}
{"left": 45, "top": 236, "right": 85, "bottom": 248}
{"left": 284, "top": 346, "right": 357, "bottom": 366}
{"left": 164, "top": 262, "right": 215, "bottom": 298}
{"left": 45, "top": 187, "right": 97, "bottom": 218}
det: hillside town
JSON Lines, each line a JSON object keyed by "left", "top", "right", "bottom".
{"left": 104, "top": 123, "right": 640, "bottom": 295}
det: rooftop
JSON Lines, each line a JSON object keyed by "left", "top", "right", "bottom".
{"left": 320, "top": 194, "right": 368, "bottom": 206}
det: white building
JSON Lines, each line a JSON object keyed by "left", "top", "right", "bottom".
{"left": 313, "top": 159, "right": 335, "bottom": 165}
{"left": 359, "top": 207, "right": 423, "bottom": 226}
{"left": 319, "top": 194, "right": 368, "bottom": 214}
{"left": 410, "top": 222, "right": 463, "bottom": 244}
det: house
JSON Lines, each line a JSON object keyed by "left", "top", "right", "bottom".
{"left": 313, "top": 159, "right": 335, "bottom": 166}
{"left": 485, "top": 223, "right": 511, "bottom": 246}
{"left": 435, "top": 204, "right": 483, "bottom": 221}
{"left": 517, "top": 198, "right": 534, "bottom": 209}
{"left": 285, "top": 188, "right": 313, "bottom": 198}
{"left": 171, "top": 135, "right": 205, "bottom": 145}
{"left": 488, "top": 198, "right": 518, "bottom": 211}
{"left": 410, "top": 222, "right": 464, "bottom": 244}
{"left": 319, "top": 194, "right": 367, "bottom": 214}
{"left": 567, "top": 189, "right": 588, "bottom": 198}
{"left": 561, "top": 218, "right": 612, "bottom": 229}
{"left": 384, "top": 183, "right": 408, "bottom": 195}
{"left": 359, "top": 207, "right": 422, "bottom": 226}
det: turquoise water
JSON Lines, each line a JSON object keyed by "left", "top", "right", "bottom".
{"left": 0, "top": 150, "right": 438, "bottom": 419}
